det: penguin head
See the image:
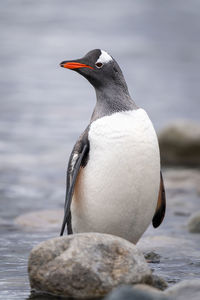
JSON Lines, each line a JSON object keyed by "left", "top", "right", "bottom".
{"left": 60, "top": 49, "right": 126, "bottom": 90}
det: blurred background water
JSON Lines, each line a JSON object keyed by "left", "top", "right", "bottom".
{"left": 0, "top": 0, "right": 200, "bottom": 299}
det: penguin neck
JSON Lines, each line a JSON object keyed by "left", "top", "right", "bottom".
{"left": 91, "top": 84, "right": 137, "bottom": 122}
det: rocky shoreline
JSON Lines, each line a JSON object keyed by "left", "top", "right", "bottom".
{"left": 1, "top": 121, "right": 200, "bottom": 299}
{"left": 24, "top": 121, "right": 200, "bottom": 299}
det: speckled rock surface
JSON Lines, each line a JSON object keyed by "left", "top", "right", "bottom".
{"left": 28, "top": 233, "right": 152, "bottom": 298}
{"left": 158, "top": 121, "right": 200, "bottom": 166}
{"left": 188, "top": 211, "right": 200, "bottom": 233}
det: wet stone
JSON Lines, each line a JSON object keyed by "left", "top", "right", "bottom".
{"left": 187, "top": 211, "right": 200, "bottom": 233}
{"left": 28, "top": 233, "right": 153, "bottom": 298}
{"left": 14, "top": 210, "right": 63, "bottom": 231}
{"left": 104, "top": 285, "right": 169, "bottom": 300}
{"left": 159, "top": 121, "right": 200, "bottom": 166}
{"left": 174, "top": 211, "right": 190, "bottom": 217}
{"left": 151, "top": 275, "right": 168, "bottom": 291}
{"left": 164, "top": 279, "right": 200, "bottom": 300}
{"left": 144, "top": 251, "right": 161, "bottom": 263}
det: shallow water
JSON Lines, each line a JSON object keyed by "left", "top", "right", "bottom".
{"left": 0, "top": 0, "right": 200, "bottom": 299}
{"left": 1, "top": 169, "right": 200, "bottom": 300}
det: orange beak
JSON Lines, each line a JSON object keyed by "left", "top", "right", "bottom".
{"left": 60, "top": 62, "right": 93, "bottom": 70}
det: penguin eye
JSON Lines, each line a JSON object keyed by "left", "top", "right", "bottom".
{"left": 95, "top": 62, "right": 103, "bottom": 69}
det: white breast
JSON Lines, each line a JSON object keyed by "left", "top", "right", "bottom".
{"left": 72, "top": 109, "right": 160, "bottom": 243}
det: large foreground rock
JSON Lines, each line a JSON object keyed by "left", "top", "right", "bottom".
{"left": 28, "top": 233, "right": 152, "bottom": 298}
{"left": 158, "top": 121, "right": 200, "bottom": 166}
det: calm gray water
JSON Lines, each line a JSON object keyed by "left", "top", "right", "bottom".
{"left": 0, "top": 0, "right": 200, "bottom": 299}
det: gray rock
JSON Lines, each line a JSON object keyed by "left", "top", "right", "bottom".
{"left": 188, "top": 211, "right": 200, "bottom": 233}
{"left": 28, "top": 233, "right": 153, "bottom": 298}
{"left": 158, "top": 121, "right": 200, "bottom": 166}
{"left": 144, "top": 251, "right": 161, "bottom": 263}
{"left": 174, "top": 211, "right": 190, "bottom": 217}
{"left": 151, "top": 275, "right": 168, "bottom": 291}
{"left": 165, "top": 279, "right": 200, "bottom": 300}
{"left": 104, "top": 285, "right": 169, "bottom": 300}
{"left": 15, "top": 210, "right": 63, "bottom": 231}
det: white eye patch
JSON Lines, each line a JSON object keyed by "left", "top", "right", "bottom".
{"left": 96, "top": 50, "right": 113, "bottom": 64}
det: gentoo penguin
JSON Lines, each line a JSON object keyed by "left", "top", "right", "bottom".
{"left": 59, "top": 49, "right": 166, "bottom": 244}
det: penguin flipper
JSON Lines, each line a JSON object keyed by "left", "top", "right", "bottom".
{"left": 152, "top": 171, "right": 166, "bottom": 228}
{"left": 60, "top": 128, "right": 89, "bottom": 236}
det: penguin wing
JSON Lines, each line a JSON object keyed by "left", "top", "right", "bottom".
{"left": 60, "top": 127, "right": 89, "bottom": 236}
{"left": 152, "top": 171, "right": 166, "bottom": 228}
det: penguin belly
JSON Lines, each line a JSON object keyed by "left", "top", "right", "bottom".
{"left": 72, "top": 109, "right": 160, "bottom": 244}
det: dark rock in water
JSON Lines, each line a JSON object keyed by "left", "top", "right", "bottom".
{"left": 174, "top": 211, "right": 190, "bottom": 217}
{"left": 164, "top": 279, "right": 200, "bottom": 300}
{"left": 28, "top": 233, "right": 153, "bottom": 298}
{"left": 151, "top": 275, "right": 168, "bottom": 291}
{"left": 104, "top": 285, "right": 169, "bottom": 300}
{"left": 28, "top": 291, "right": 66, "bottom": 300}
{"left": 144, "top": 251, "right": 161, "bottom": 263}
{"left": 158, "top": 121, "right": 200, "bottom": 166}
{"left": 187, "top": 211, "right": 200, "bottom": 233}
